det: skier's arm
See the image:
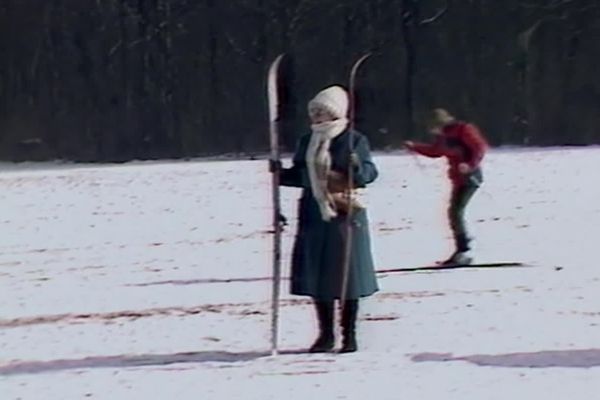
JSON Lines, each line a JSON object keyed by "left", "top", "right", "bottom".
{"left": 280, "top": 166, "right": 304, "bottom": 187}
{"left": 280, "top": 136, "right": 310, "bottom": 188}
{"left": 407, "top": 137, "right": 456, "bottom": 158}
{"left": 352, "top": 135, "right": 378, "bottom": 188}
{"left": 460, "top": 124, "right": 487, "bottom": 169}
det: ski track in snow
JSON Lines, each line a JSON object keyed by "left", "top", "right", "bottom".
{"left": 1, "top": 148, "right": 600, "bottom": 399}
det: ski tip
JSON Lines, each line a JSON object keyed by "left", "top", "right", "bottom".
{"left": 270, "top": 53, "right": 285, "bottom": 67}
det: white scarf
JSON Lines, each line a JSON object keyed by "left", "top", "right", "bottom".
{"left": 305, "top": 118, "right": 349, "bottom": 221}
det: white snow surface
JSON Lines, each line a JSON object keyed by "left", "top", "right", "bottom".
{"left": 1, "top": 147, "right": 600, "bottom": 399}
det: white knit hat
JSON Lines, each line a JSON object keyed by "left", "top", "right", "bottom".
{"left": 307, "top": 85, "right": 349, "bottom": 120}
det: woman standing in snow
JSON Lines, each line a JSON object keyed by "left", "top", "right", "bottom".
{"left": 405, "top": 108, "right": 488, "bottom": 265}
{"left": 272, "top": 85, "right": 379, "bottom": 353}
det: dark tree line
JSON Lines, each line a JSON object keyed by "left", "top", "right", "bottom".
{"left": 0, "top": 0, "right": 599, "bottom": 162}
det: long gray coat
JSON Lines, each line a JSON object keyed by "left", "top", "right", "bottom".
{"left": 281, "top": 129, "right": 379, "bottom": 301}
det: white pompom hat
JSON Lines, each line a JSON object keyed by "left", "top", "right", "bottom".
{"left": 307, "top": 85, "right": 349, "bottom": 120}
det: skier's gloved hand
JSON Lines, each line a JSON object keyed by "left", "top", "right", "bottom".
{"left": 327, "top": 170, "right": 347, "bottom": 193}
{"left": 458, "top": 162, "right": 471, "bottom": 174}
{"left": 269, "top": 159, "right": 282, "bottom": 173}
{"left": 350, "top": 152, "right": 361, "bottom": 167}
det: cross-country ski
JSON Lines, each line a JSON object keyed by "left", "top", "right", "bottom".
{"left": 377, "top": 262, "right": 528, "bottom": 274}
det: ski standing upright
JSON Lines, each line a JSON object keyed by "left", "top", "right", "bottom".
{"left": 340, "top": 53, "right": 371, "bottom": 315}
{"left": 267, "top": 53, "right": 285, "bottom": 356}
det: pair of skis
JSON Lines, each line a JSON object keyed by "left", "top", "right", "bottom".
{"left": 267, "top": 53, "right": 371, "bottom": 355}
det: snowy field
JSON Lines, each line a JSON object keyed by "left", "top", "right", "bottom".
{"left": 1, "top": 147, "right": 600, "bottom": 399}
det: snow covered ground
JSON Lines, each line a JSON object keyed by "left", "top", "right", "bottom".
{"left": 1, "top": 147, "right": 600, "bottom": 399}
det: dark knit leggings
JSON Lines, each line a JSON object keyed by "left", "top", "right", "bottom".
{"left": 448, "top": 184, "right": 479, "bottom": 251}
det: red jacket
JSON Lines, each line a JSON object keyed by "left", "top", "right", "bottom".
{"left": 410, "top": 121, "right": 487, "bottom": 185}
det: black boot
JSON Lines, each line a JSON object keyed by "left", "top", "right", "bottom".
{"left": 456, "top": 233, "right": 472, "bottom": 253}
{"left": 441, "top": 250, "right": 472, "bottom": 266}
{"left": 441, "top": 234, "right": 473, "bottom": 265}
{"left": 340, "top": 300, "right": 358, "bottom": 353}
{"left": 309, "top": 300, "right": 334, "bottom": 353}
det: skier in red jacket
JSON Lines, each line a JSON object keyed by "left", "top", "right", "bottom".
{"left": 405, "top": 108, "right": 488, "bottom": 265}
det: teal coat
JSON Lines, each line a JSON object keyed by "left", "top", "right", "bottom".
{"left": 281, "top": 129, "right": 379, "bottom": 300}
